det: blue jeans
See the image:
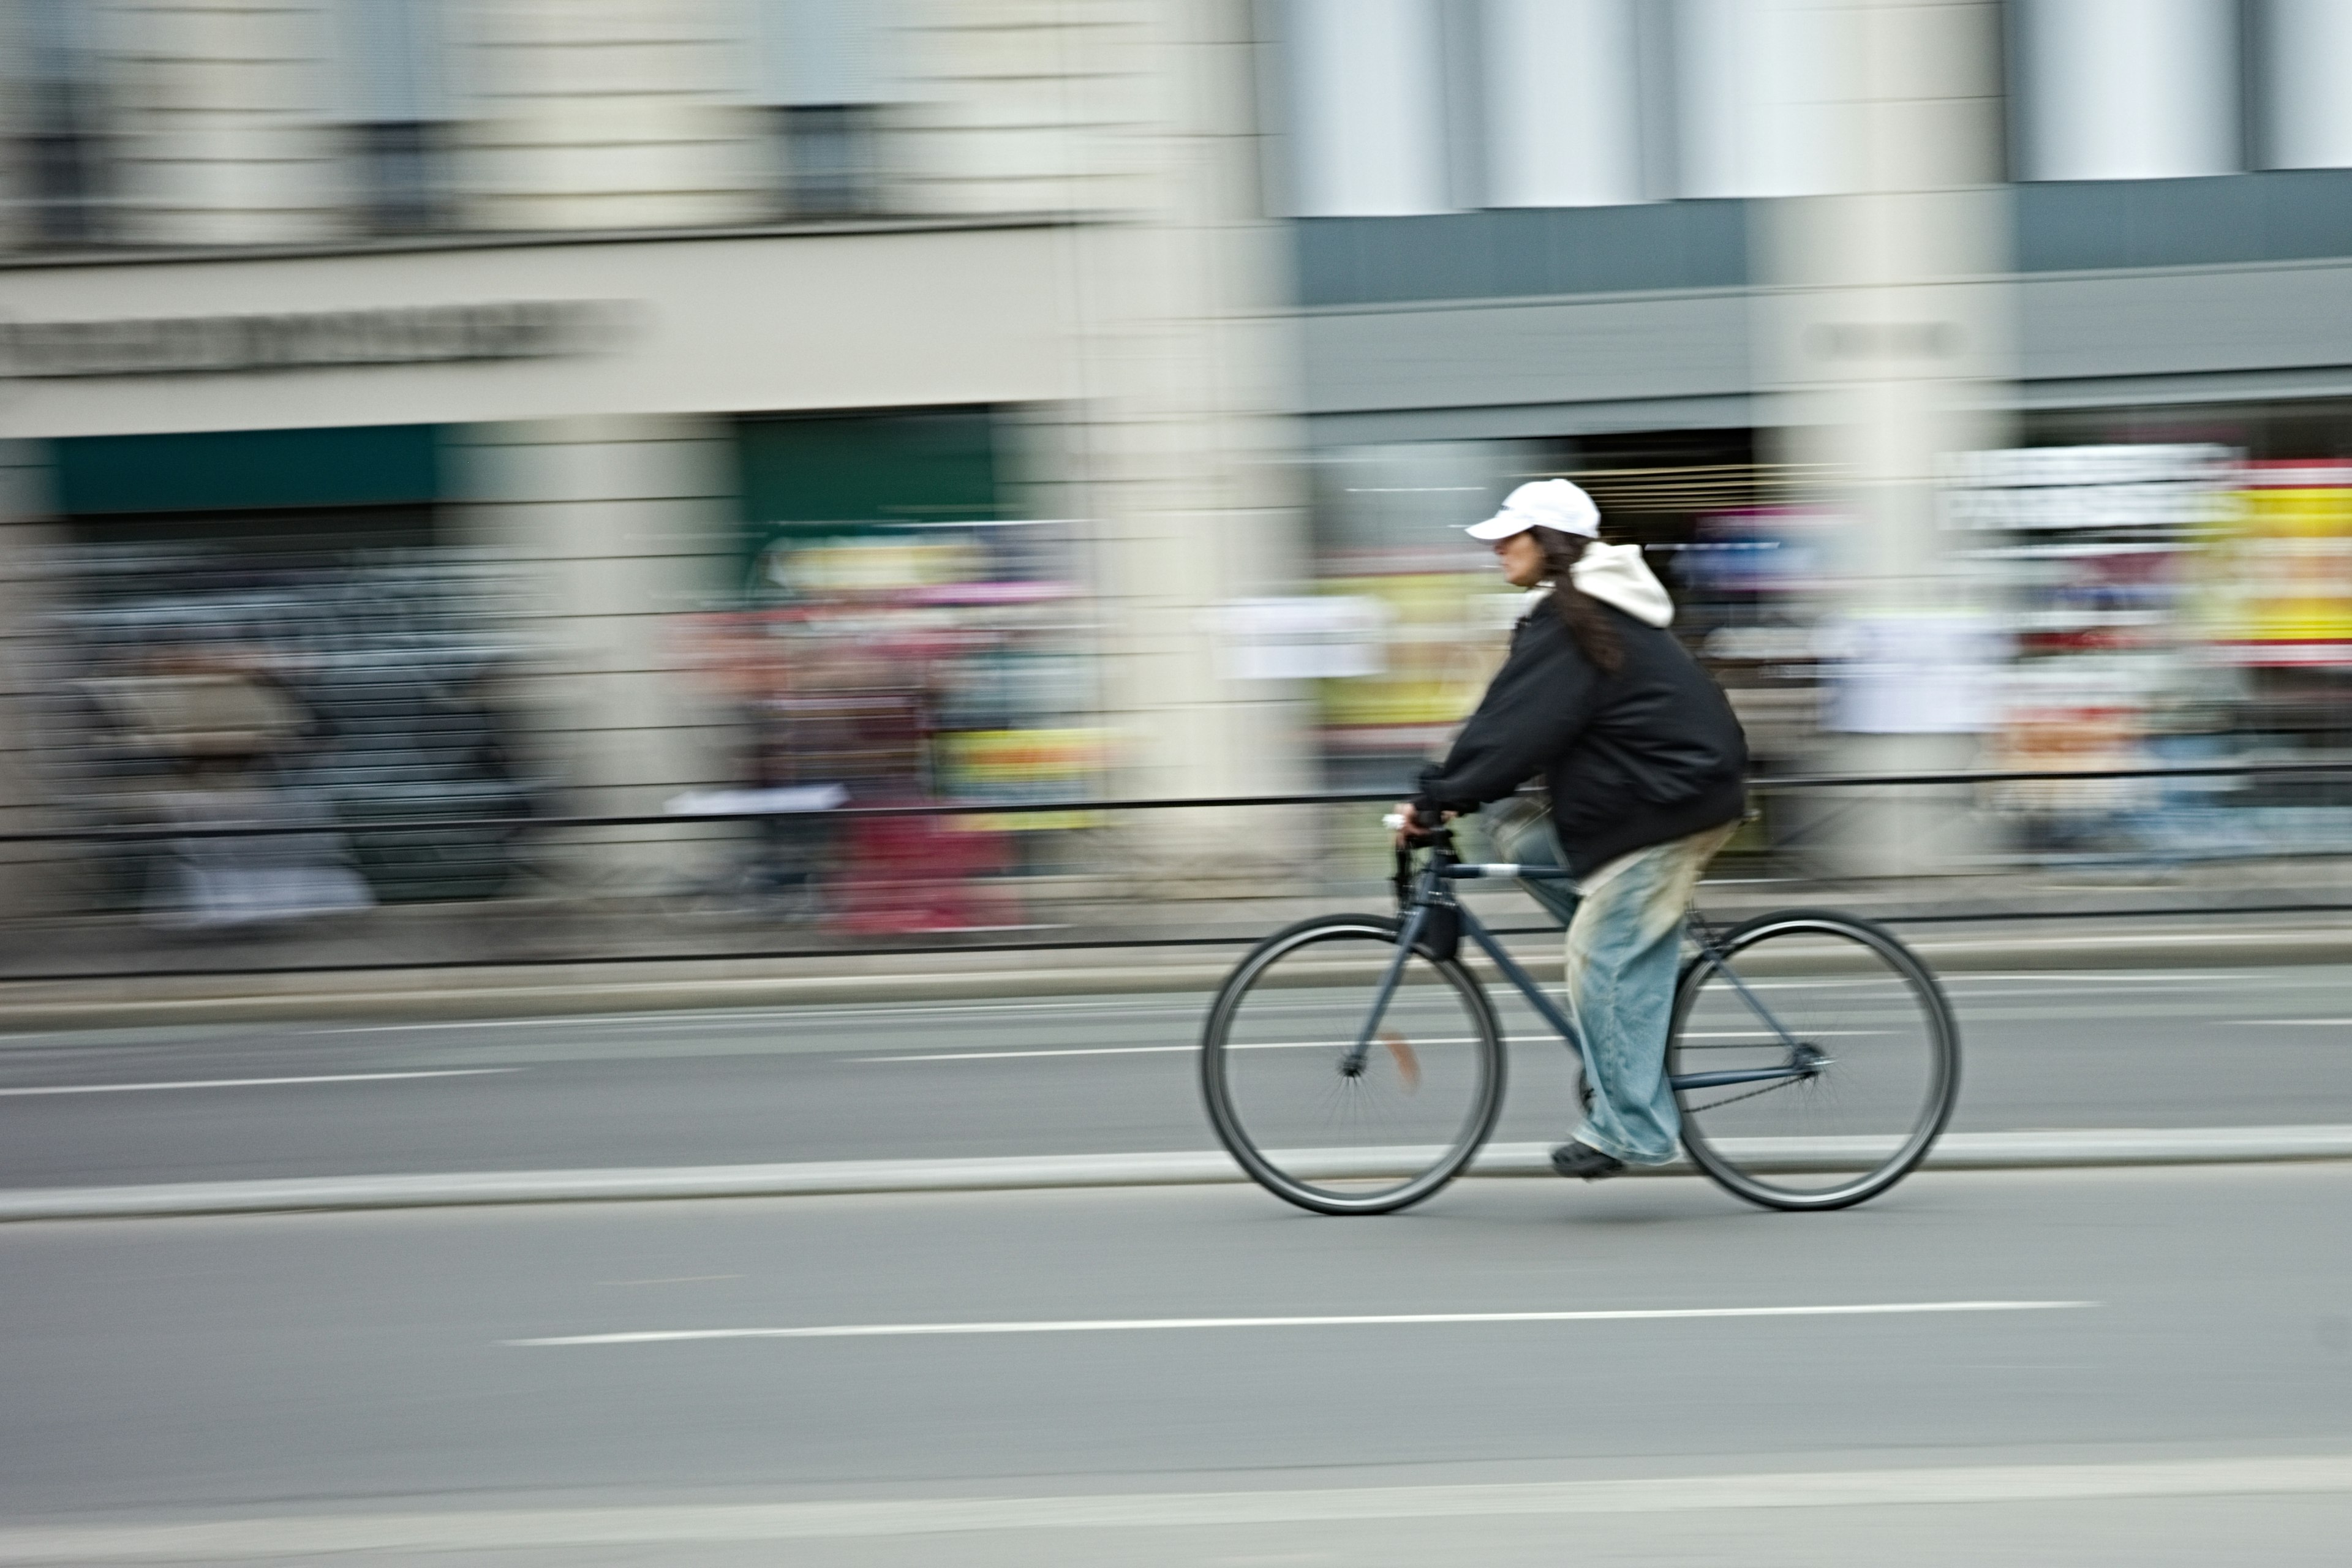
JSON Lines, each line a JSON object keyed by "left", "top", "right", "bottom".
{"left": 1485, "top": 803, "right": 1736, "bottom": 1166}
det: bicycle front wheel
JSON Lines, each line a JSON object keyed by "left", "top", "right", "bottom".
{"left": 1202, "top": 914, "right": 1505, "bottom": 1215}
{"left": 1670, "top": 910, "right": 1959, "bottom": 1211}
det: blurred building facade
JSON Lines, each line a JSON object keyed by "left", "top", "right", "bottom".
{"left": 0, "top": 0, "right": 1302, "bottom": 910}
{"left": 1283, "top": 0, "right": 2352, "bottom": 868}
{"left": 10, "top": 1, "right": 2352, "bottom": 913}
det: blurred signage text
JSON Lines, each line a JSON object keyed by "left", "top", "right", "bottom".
{"left": 0, "top": 300, "right": 627, "bottom": 379}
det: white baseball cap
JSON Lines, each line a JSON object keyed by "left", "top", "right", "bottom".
{"left": 1465, "top": 478, "right": 1600, "bottom": 541}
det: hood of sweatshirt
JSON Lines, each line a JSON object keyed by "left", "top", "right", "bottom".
{"left": 1567, "top": 541, "right": 1673, "bottom": 628}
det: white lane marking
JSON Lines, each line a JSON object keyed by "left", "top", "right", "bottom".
{"left": 5, "top": 1453, "right": 2348, "bottom": 1559}
{"left": 855, "top": 1038, "right": 1482, "bottom": 1063}
{"left": 327, "top": 998, "right": 1220, "bottom": 1034}
{"left": 0, "top": 1069, "right": 518, "bottom": 1097}
{"left": 1945, "top": 971, "right": 2245, "bottom": 984}
{"left": 2231, "top": 1018, "right": 2352, "bottom": 1027}
{"left": 1676, "top": 1030, "right": 1887, "bottom": 1039}
{"left": 862, "top": 1031, "right": 1909, "bottom": 1061}
{"left": 509, "top": 1300, "right": 2091, "bottom": 1346}
{"left": 855, "top": 1045, "right": 1191, "bottom": 1062}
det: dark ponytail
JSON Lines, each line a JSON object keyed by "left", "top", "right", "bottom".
{"left": 1528, "top": 526, "right": 1621, "bottom": 674}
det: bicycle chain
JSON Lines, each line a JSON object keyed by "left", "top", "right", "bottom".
{"left": 1684, "top": 1073, "right": 1807, "bottom": 1114}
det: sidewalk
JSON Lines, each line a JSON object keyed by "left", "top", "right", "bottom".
{"left": 5, "top": 856, "right": 2352, "bottom": 1028}
{"left": 10, "top": 1126, "right": 2352, "bottom": 1221}
{"left": 3, "top": 908, "right": 2352, "bottom": 1029}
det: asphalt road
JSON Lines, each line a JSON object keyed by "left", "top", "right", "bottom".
{"left": 5, "top": 964, "right": 2352, "bottom": 1190}
{"left": 5, "top": 1163, "right": 2351, "bottom": 1564}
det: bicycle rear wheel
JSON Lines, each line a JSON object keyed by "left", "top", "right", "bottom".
{"left": 1670, "top": 909, "right": 1958, "bottom": 1211}
{"left": 1201, "top": 914, "right": 1504, "bottom": 1215}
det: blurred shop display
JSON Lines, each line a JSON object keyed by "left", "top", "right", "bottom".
{"left": 680, "top": 408, "right": 1108, "bottom": 933}
{"left": 31, "top": 547, "right": 534, "bottom": 923}
{"left": 681, "top": 515, "right": 1104, "bottom": 935}
{"left": 1681, "top": 507, "right": 1836, "bottom": 769}
{"left": 1306, "top": 434, "right": 1800, "bottom": 793}
{"left": 1945, "top": 444, "right": 2253, "bottom": 858}
{"left": 2199, "top": 461, "right": 2352, "bottom": 853}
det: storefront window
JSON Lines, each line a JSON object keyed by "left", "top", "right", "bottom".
{"left": 31, "top": 425, "right": 532, "bottom": 918}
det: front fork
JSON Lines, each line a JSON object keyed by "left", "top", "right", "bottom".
{"left": 1343, "top": 854, "right": 1446, "bottom": 1074}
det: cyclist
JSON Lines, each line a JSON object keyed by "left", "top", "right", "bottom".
{"left": 1393, "top": 478, "right": 1747, "bottom": 1182}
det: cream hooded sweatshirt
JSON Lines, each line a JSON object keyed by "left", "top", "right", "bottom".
{"left": 1567, "top": 541, "right": 1673, "bottom": 627}
{"left": 1518, "top": 542, "right": 1675, "bottom": 628}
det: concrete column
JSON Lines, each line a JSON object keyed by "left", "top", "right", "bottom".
{"left": 1676, "top": 0, "right": 1840, "bottom": 199}
{"left": 2013, "top": 0, "right": 2241, "bottom": 181}
{"left": 905, "top": 0, "right": 1314, "bottom": 818}
{"left": 891, "top": 0, "right": 1141, "bottom": 216}
{"left": 101, "top": 0, "right": 347, "bottom": 246}
{"left": 2261, "top": 0, "right": 2352, "bottom": 170}
{"left": 0, "top": 442, "right": 70, "bottom": 914}
{"left": 448, "top": 417, "right": 739, "bottom": 879}
{"left": 456, "top": 0, "right": 766, "bottom": 232}
{"left": 1283, "top": 0, "right": 1450, "bottom": 216}
{"left": 1754, "top": 0, "right": 2015, "bottom": 875}
{"left": 1483, "top": 0, "right": 1644, "bottom": 209}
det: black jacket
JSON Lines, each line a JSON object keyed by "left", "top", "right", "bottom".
{"left": 1414, "top": 601, "right": 1747, "bottom": 876}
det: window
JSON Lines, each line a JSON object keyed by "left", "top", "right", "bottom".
{"left": 13, "top": 0, "right": 110, "bottom": 246}
{"left": 752, "top": 0, "right": 892, "bottom": 217}
{"left": 330, "top": 0, "right": 451, "bottom": 233}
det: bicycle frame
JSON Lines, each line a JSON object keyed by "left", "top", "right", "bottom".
{"left": 1345, "top": 842, "right": 1819, "bottom": 1094}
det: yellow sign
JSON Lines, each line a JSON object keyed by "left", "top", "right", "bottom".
{"left": 2214, "top": 475, "right": 2352, "bottom": 660}
{"left": 940, "top": 728, "right": 1109, "bottom": 785}
{"left": 939, "top": 728, "right": 1110, "bottom": 831}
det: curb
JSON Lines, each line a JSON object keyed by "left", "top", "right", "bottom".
{"left": 6, "top": 926, "right": 2352, "bottom": 1028}
{"left": 7, "top": 1125, "right": 2350, "bottom": 1221}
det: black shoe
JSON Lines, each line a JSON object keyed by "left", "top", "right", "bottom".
{"left": 1550, "top": 1139, "right": 1626, "bottom": 1182}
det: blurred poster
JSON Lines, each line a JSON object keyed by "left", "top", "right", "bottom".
{"left": 1821, "top": 612, "right": 2001, "bottom": 734}
{"left": 1315, "top": 573, "right": 1513, "bottom": 754}
{"left": 1213, "top": 597, "right": 1389, "bottom": 681}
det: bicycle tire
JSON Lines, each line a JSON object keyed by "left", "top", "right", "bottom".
{"left": 1670, "top": 908, "right": 1959, "bottom": 1211}
{"left": 1201, "top": 913, "right": 1506, "bottom": 1216}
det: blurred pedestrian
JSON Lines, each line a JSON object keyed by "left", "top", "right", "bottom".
{"left": 1393, "top": 480, "right": 1747, "bottom": 1180}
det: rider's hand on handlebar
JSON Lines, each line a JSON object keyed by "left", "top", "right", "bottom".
{"left": 1386, "top": 802, "right": 1451, "bottom": 850}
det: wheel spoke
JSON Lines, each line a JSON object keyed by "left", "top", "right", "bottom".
{"left": 1670, "top": 913, "right": 1958, "bottom": 1211}
{"left": 1202, "top": 918, "right": 1504, "bottom": 1216}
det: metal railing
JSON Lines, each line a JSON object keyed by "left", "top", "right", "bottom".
{"left": 2, "top": 758, "right": 2348, "bottom": 842}
{"left": 2, "top": 760, "right": 2350, "bottom": 984}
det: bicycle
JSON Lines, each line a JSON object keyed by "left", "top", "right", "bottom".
{"left": 1200, "top": 824, "right": 1960, "bottom": 1216}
